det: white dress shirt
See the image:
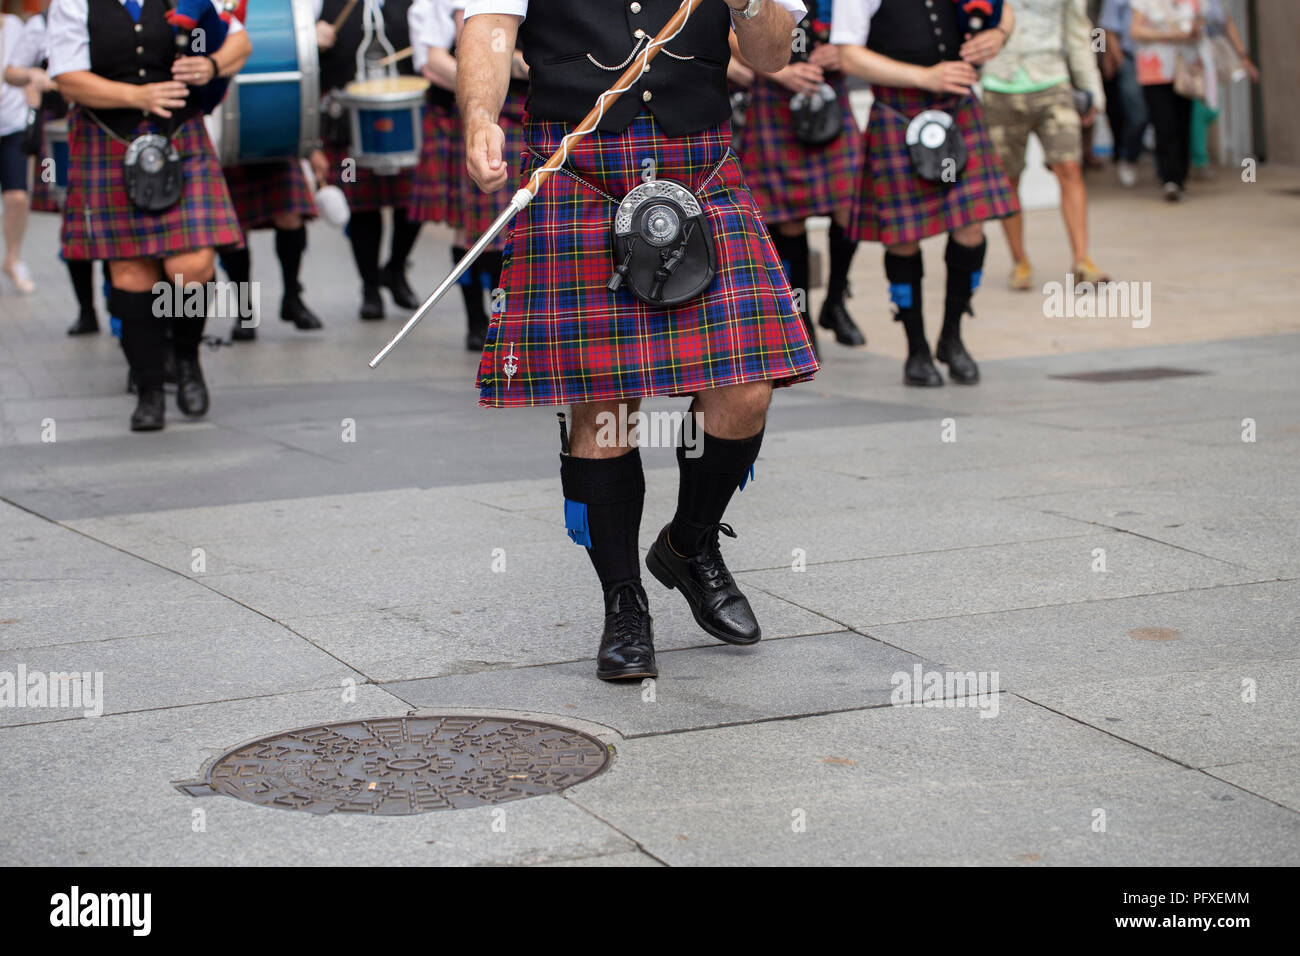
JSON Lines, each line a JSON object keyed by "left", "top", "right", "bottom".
{"left": 828, "top": 0, "right": 881, "bottom": 46}
{"left": 408, "top": 0, "right": 460, "bottom": 71}
{"left": 465, "top": 0, "right": 808, "bottom": 21}
{"left": 47, "top": 0, "right": 243, "bottom": 79}
{"left": 1, "top": 14, "right": 30, "bottom": 135}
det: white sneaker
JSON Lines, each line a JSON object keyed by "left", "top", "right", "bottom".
{"left": 1117, "top": 161, "right": 1138, "bottom": 188}
{"left": 1162, "top": 181, "right": 1183, "bottom": 202}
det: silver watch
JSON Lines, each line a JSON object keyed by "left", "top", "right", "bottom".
{"left": 733, "top": 0, "right": 764, "bottom": 21}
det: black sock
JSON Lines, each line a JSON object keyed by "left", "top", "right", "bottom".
{"left": 275, "top": 226, "right": 306, "bottom": 298}
{"left": 560, "top": 449, "right": 646, "bottom": 599}
{"left": 170, "top": 280, "right": 207, "bottom": 361}
{"left": 111, "top": 288, "right": 166, "bottom": 392}
{"left": 943, "top": 238, "right": 986, "bottom": 341}
{"left": 827, "top": 221, "right": 858, "bottom": 304}
{"left": 769, "top": 228, "right": 817, "bottom": 357}
{"left": 384, "top": 209, "right": 421, "bottom": 273}
{"left": 454, "top": 246, "right": 487, "bottom": 331}
{"left": 670, "top": 426, "right": 764, "bottom": 556}
{"left": 67, "top": 259, "right": 95, "bottom": 316}
{"left": 220, "top": 246, "right": 251, "bottom": 286}
{"left": 885, "top": 250, "right": 926, "bottom": 355}
{"left": 348, "top": 211, "right": 382, "bottom": 288}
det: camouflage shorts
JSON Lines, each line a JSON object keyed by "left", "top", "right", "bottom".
{"left": 982, "top": 83, "right": 1082, "bottom": 176}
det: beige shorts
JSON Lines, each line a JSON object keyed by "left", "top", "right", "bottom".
{"left": 982, "top": 83, "right": 1083, "bottom": 176}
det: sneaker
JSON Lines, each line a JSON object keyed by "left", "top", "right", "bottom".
{"left": 1117, "top": 161, "right": 1138, "bottom": 188}
{"left": 1073, "top": 257, "right": 1110, "bottom": 285}
{"left": 1009, "top": 259, "right": 1033, "bottom": 291}
{"left": 4, "top": 261, "right": 35, "bottom": 294}
{"left": 1162, "top": 182, "right": 1184, "bottom": 202}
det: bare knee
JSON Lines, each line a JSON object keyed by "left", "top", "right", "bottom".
{"left": 569, "top": 399, "right": 642, "bottom": 458}
{"left": 162, "top": 248, "right": 217, "bottom": 286}
{"left": 887, "top": 241, "right": 920, "bottom": 256}
{"left": 108, "top": 258, "right": 162, "bottom": 292}
{"left": 775, "top": 220, "right": 807, "bottom": 237}
{"left": 273, "top": 212, "right": 303, "bottom": 230}
{"left": 951, "top": 223, "right": 985, "bottom": 247}
{"left": 694, "top": 382, "right": 771, "bottom": 439}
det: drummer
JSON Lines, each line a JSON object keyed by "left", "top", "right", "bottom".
{"left": 3, "top": 3, "right": 103, "bottom": 332}
{"left": 47, "top": 0, "right": 251, "bottom": 432}
{"left": 219, "top": 0, "right": 323, "bottom": 341}
{"left": 314, "top": 0, "right": 424, "bottom": 321}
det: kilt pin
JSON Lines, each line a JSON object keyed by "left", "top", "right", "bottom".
{"left": 848, "top": 87, "right": 1019, "bottom": 245}
{"left": 474, "top": 112, "right": 820, "bottom": 408}
{"left": 221, "top": 160, "right": 318, "bottom": 233}
{"left": 735, "top": 74, "right": 862, "bottom": 223}
{"left": 60, "top": 112, "right": 244, "bottom": 262}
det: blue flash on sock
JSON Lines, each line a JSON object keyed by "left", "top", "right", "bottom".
{"left": 970, "top": 270, "right": 983, "bottom": 293}
{"left": 738, "top": 464, "right": 755, "bottom": 492}
{"left": 456, "top": 269, "right": 474, "bottom": 288}
{"left": 889, "top": 283, "right": 914, "bottom": 309}
{"left": 110, "top": 316, "right": 122, "bottom": 340}
{"left": 564, "top": 499, "right": 592, "bottom": 548}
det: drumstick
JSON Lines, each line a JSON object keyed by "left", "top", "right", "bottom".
{"left": 369, "top": 0, "right": 707, "bottom": 368}
{"left": 377, "top": 46, "right": 412, "bottom": 66}
{"left": 331, "top": 0, "right": 359, "bottom": 31}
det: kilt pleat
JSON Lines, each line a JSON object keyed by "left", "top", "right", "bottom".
{"left": 61, "top": 110, "right": 244, "bottom": 261}
{"left": 735, "top": 74, "right": 862, "bottom": 224}
{"left": 457, "top": 88, "right": 526, "bottom": 251}
{"left": 848, "top": 87, "right": 1018, "bottom": 245}
{"left": 407, "top": 103, "right": 459, "bottom": 224}
{"left": 222, "top": 160, "right": 317, "bottom": 233}
{"left": 474, "top": 113, "right": 819, "bottom": 409}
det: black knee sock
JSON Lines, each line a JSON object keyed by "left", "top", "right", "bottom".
{"left": 669, "top": 426, "right": 764, "bottom": 556}
{"left": 67, "top": 259, "right": 95, "bottom": 316}
{"left": 478, "top": 248, "right": 504, "bottom": 296}
{"left": 560, "top": 448, "right": 646, "bottom": 598}
{"left": 170, "top": 281, "right": 207, "bottom": 361}
{"left": 885, "top": 250, "right": 927, "bottom": 355}
{"left": 454, "top": 245, "right": 487, "bottom": 331}
{"left": 827, "top": 221, "right": 858, "bottom": 304}
{"left": 943, "top": 238, "right": 986, "bottom": 342}
{"left": 275, "top": 226, "right": 306, "bottom": 297}
{"left": 111, "top": 288, "right": 167, "bottom": 392}
{"left": 220, "top": 246, "right": 251, "bottom": 286}
{"left": 385, "top": 209, "right": 421, "bottom": 272}
{"left": 769, "top": 227, "right": 817, "bottom": 356}
{"left": 348, "top": 211, "right": 382, "bottom": 287}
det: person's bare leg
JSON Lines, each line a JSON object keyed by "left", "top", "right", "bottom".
{"left": 2, "top": 190, "right": 33, "bottom": 292}
{"left": 998, "top": 175, "right": 1026, "bottom": 264}
{"left": 1051, "top": 160, "right": 1089, "bottom": 264}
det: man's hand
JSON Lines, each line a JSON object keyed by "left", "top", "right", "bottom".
{"left": 922, "top": 60, "right": 978, "bottom": 95}
{"left": 466, "top": 119, "right": 508, "bottom": 193}
{"left": 135, "top": 80, "right": 190, "bottom": 118}
{"left": 316, "top": 21, "right": 337, "bottom": 50}
{"left": 960, "top": 28, "right": 1006, "bottom": 66}
{"left": 309, "top": 148, "right": 329, "bottom": 186}
{"left": 808, "top": 43, "right": 842, "bottom": 73}
{"left": 172, "top": 55, "right": 216, "bottom": 86}
{"left": 774, "top": 61, "right": 824, "bottom": 94}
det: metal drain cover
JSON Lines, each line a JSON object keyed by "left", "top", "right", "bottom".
{"left": 188, "top": 716, "right": 610, "bottom": 815}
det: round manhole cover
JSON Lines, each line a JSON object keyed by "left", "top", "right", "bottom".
{"left": 201, "top": 716, "right": 610, "bottom": 815}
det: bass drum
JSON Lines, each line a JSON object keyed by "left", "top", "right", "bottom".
{"left": 207, "top": 0, "right": 320, "bottom": 166}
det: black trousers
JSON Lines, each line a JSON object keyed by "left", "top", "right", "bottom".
{"left": 1141, "top": 82, "right": 1192, "bottom": 188}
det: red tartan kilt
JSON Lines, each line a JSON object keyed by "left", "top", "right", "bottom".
{"left": 474, "top": 114, "right": 819, "bottom": 408}
{"left": 848, "top": 87, "right": 1018, "bottom": 245}
{"left": 60, "top": 110, "right": 243, "bottom": 261}
{"left": 222, "top": 160, "right": 317, "bottom": 232}
{"left": 735, "top": 74, "right": 862, "bottom": 224}
{"left": 407, "top": 103, "right": 459, "bottom": 224}
{"left": 324, "top": 144, "right": 413, "bottom": 212}
{"left": 458, "top": 89, "right": 526, "bottom": 250}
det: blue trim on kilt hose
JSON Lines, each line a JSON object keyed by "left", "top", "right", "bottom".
{"left": 889, "top": 282, "right": 914, "bottom": 309}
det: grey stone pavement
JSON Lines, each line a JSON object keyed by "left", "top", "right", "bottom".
{"left": 1, "top": 165, "right": 1299, "bottom": 866}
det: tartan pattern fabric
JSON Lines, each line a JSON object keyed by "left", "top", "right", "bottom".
{"left": 735, "top": 75, "right": 862, "bottom": 224}
{"left": 222, "top": 160, "right": 317, "bottom": 233}
{"left": 407, "top": 103, "right": 459, "bottom": 224}
{"left": 324, "top": 143, "right": 412, "bottom": 212}
{"left": 847, "top": 87, "right": 1019, "bottom": 245}
{"left": 457, "top": 88, "right": 527, "bottom": 252}
{"left": 61, "top": 111, "right": 244, "bottom": 261}
{"left": 475, "top": 113, "right": 820, "bottom": 409}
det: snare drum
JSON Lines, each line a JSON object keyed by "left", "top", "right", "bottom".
{"left": 208, "top": 0, "right": 320, "bottom": 166}
{"left": 44, "top": 119, "right": 70, "bottom": 205}
{"left": 338, "top": 75, "right": 429, "bottom": 174}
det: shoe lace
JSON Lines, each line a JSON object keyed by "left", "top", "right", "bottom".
{"left": 694, "top": 523, "right": 737, "bottom": 590}
{"left": 609, "top": 583, "right": 648, "bottom": 635}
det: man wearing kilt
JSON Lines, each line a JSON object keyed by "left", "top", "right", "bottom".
{"left": 833, "top": 0, "right": 1020, "bottom": 386}
{"left": 48, "top": 0, "right": 250, "bottom": 432}
{"left": 4, "top": 5, "right": 103, "bottom": 332}
{"left": 316, "top": 0, "right": 424, "bottom": 320}
{"left": 219, "top": 0, "right": 322, "bottom": 341}
{"left": 461, "top": 0, "right": 819, "bottom": 681}
{"left": 732, "top": 0, "right": 866, "bottom": 352}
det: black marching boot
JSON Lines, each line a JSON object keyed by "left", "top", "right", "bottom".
{"left": 171, "top": 290, "right": 210, "bottom": 418}
{"left": 818, "top": 222, "right": 866, "bottom": 346}
{"left": 936, "top": 238, "right": 984, "bottom": 385}
{"left": 886, "top": 250, "right": 942, "bottom": 387}
{"left": 597, "top": 581, "right": 658, "bottom": 681}
{"left": 275, "top": 227, "right": 322, "bottom": 329}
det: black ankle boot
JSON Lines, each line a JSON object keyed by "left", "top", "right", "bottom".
{"left": 130, "top": 389, "right": 166, "bottom": 432}
{"left": 176, "top": 357, "right": 209, "bottom": 417}
{"left": 904, "top": 344, "right": 944, "bottom": 387}
{"left": 360, "top": 284, "right": 384, "bottom": 320}
{"left": 646, "top": 523, "right": 760, "bottom": 645}
{"left": 230, "top": 316, "right": 257, "bottom": 341}
{"left": 936, "top": 336, "right": 980, "bottom": 384}
{"left": 818, "top": 287, "right": 866, "bottom": 347}
{"left": 281, "top": 287, "right": 323, "bottom": 330}
{"left": 380, "top": 264, "right": 420, "bottom": 309}
{"left": 597, "top": 581, "right": 658, "bottom": 681}
{"left": 67, "top": 310, "right": 100, "bottom": 336}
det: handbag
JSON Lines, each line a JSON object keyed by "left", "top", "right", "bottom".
{"left": 905, "top": 109, "right": 968, "bottom": 184}
{"left": 1172, "top": 50, "right": 1206, "bottom": 100}
{"left": 790, "top": 82, "right": 842, "bottom": 146}
{"left": 85, "top": 109, "right": 184, "bottom": 213}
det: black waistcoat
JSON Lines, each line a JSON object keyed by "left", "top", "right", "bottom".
{"left": 319, "top": 0, "right": 416, "bottom": 94}
{"left": 518, "top": 0, "right": 732, "bottom": 137}
{"left": 866, "top": 0, "right": 963, "bottom": 67}
{"left": 87, "top": 0, "right": 195, "bottom": 138}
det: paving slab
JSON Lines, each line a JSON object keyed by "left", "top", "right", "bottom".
{"left": 1205, "top": 755, "right": 1300, "bottom": 814}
